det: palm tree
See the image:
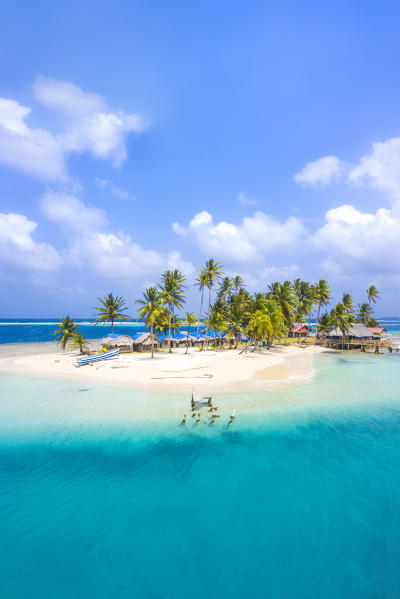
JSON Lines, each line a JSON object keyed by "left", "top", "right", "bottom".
{"left": 202, "top": 259, "right": 223, "bottom": 341}
{"left": 206, "top": 311, "right": 226, "bottom": 346}
{"left": 267, "top": 281, "right": 296, "bottom": 340}
{"left": 94, "top": 293, "right": 131, "bottom": 334}
{"left": 242, "top": 301, "right": 284, "bottom": 351}
{"left": 153, "top": 306, "right": 170, "bottom": 338}
{"left": 195, "top": 270, "right": 208, "bottom": 332}
{"left": 331, "top": 303, "right": 354, "bottom": 349}
{"left": 183, "top": 312, "right": 198, "bottom": 353}
{"left": 54, "top": 316, "right": 77, "bottom": 351}
{"left": 225, "top": 296, "right": 245, "bottom": 349}
{"left": 367, "top": 285, "right": 380, "bottom": 305}
{"left": 315, "top": 280, "right": 331, "bottom": 323}
{"left": 357, "top": 303, "right": 374, "bottom": 326}
{"left": 218, "top": 276, "right": 234, "bottom": 301}
{"left": 170, "top": 314, "right": 182, "bottom": 333}
{"left": 164, "top": 269, "right": 186, "bottom": 331}
{"left": 342, "top": 293, "right": 354, "bottom": 313}
{"left": 232, "top": 275, "right": 244, "bottom": 292}
{"left": 135, "top": 286, "right": 162, "bottom": 358}
{"left": 69, "top": 332, "right": 90, "bottom": 354}
{"left": 293, "top": 279, "right": 314, "bottom": 343}
{"left": 160, "top": 270, "right": 185, "bottom": 353}
{"left": 316, "top": 312, "right": 332, "bottom": 344}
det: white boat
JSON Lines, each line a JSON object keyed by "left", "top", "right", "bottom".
{"left": 76, "top": 348, "right": 120, "bottom": 366}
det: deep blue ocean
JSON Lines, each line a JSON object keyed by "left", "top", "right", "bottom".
{"left": 1, "top": 325, "right": 400, "bottom": 597}
{"left": 0, "top": 316, "right": 399, "bottom": 344}
{"left": 0, "top": 318, "right": 146, "bottom": 344}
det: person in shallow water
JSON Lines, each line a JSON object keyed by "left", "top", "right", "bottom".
{"left": 196, "top": 413, "right": 201, "bottom": 423}
{"left": 229, "top": 410, "right": 236, "bottom": 424}
{"left": 181, "top": 414, "right": 187, "bottom": 425}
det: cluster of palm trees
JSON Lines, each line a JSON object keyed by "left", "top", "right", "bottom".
{"left": 317, "top": 285, "right": 380, "bottom": 340}
{"left": 53, "top": 316, "right": 89, "bottom": 354}
{"left": 54, "top": 260, "right": 381, "bottom": 356}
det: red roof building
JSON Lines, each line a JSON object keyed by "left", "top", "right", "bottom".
{"left": 288, "top": 324, "right": 311, "bottom": 337}
{"left": 367, "top": 327, "right": 386, "bottom": 335}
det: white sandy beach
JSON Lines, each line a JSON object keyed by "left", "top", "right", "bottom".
{"left": 0, "top": 342, "right": 327, "bottom": 393}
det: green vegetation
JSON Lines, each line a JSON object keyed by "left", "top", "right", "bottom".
{"left": 160, "top": 270, "right": 185, "bottom": 353}
{"left": 54, "top": 317, "right": 90, "bottom": 354}
{"left": 135, "top": 286, "right": 163, "bottom": 358}
{"left": 94, "top": 293, "right": 131, "bottom": 333}
{"left": 53, "top": 316, "right": 78, "bottom": 351}
{"left": 183, "top": 311, "right": 197, "bottom": 354}
{"left": 367, "top": 285, "right": 380, "bottom": 305}
{"left": 59, "top": 260, "right": 382, "bottom": 356}
{"left": 69, "top": 332, "right": 90, "bottom": 354}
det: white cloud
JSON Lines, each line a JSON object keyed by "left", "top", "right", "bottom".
{"left": 296, "top": 136, "right": 400, "bottom": 203}
{"left": 294, "top": 155, "right": 344, "bottom": 188}
{"left": 173, "top": 210, "right": 306, "bottom": 263}
{"left": 0, "top": 99, "right": 67, "bottom": 180}
{"left": 348, "top": 137, "right": 400, "bottom": 199}
{"left": 172, "top": 221, "right": 188, "bottom": 236}
{"left": 41, "top": 191, "right": 107, "bottom": 230}
{"left": 38, "top": 193, "right": 195, "bottom": 280}
{"left": 0, "top": 77, "right": 147, "bottom": 182}
{"left": 33, "top": 76, "right": 146, "bottom": 167}
{"left": 189, "top": 211, "right": 212, "bottom": 228}
{"left": 81, "top": 231, "right": 164, "bottom": 278}
{"left": 0, "top": 212, "right": 61, "bottom": 271}
{"left": 237, "top": 191, "right": 260, "bottom": 206}
{"left": 167, "top": 250, "right": 195, "bottom": 276}
{"left": 33, "top": 77, "right": 104, "bottom": 116}
{"left": 95, "top": 178, "right": 135, "bottom": 201}
{"left": 313, "top": 203, "right": 400, "bottom": 274}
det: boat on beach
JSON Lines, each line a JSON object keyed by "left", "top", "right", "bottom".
{"left": 76, "top": 348, "right": 120, "bottom": 366}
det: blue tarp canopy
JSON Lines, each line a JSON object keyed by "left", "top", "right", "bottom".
{"left": 132, "top": 331, "right": 145, "bottom": 341}
{"left": 172, "top": 333, "right": 186, "bottom": 340}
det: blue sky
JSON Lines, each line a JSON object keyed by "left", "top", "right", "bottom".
{"left": 1, "top": 0, "right": 400, "bottom": 316}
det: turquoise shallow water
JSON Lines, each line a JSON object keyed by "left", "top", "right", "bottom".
{"left": 1, "top": 352, "right": 400, "bottom": 598}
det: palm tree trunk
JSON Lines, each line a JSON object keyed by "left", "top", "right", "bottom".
{"left": 268, "top": 333, "right": 275, "bottom": 349}
{"left": 239, "top": 338, "right": 252, "bottom": 354}
{"left": 205, "top": 287, "right": 211, "bottom": 347}
{"left": 151, "top": 323, "right": 154, "bottom": 358}
{"left": 198, "top": 289, "right": 204, "bottom": 333}
{"left": 168, "top": 312, "right": 172, "bottom": 353}
{"left": 186, "top": 333, "right": 189, "bottom": 354}
{"left": 111, "top": 318, "right": 114, "bottom": 334}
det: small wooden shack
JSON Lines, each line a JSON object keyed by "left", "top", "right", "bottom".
{"left": 288, "top": 324, "right": 312, "bottom": 338}
{"left": 100, "top": 334, "right": 134, "bottom": 352}
{"left": 326, "top": 323, "right": 376, "bottom": 349}
{"left": 132, "top": 332, "right": 160, "bottom": 352}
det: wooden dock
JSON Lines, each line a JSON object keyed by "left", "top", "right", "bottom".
{"left": 316, "top": 338, "right": 398, "bottom": 353}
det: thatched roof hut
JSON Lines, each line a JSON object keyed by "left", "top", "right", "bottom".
{"left": 101, "top": 334, "right": 134, "bottom": 350}
{"left": 132, "top": 332, "right": 160, "bottom": 351}
{"left": 328, "top": 324, "right": 373, "bottom": 338}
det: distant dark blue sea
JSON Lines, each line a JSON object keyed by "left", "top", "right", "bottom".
{"left": 0, "top": 317, "right": 398, "bottom": 345}
{"left": 0, "top": 319, "right": 146, "bottom": 344}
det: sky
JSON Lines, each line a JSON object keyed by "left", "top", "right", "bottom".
{"left": 1, "top": 0, "right": 400, "bottom": 317}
